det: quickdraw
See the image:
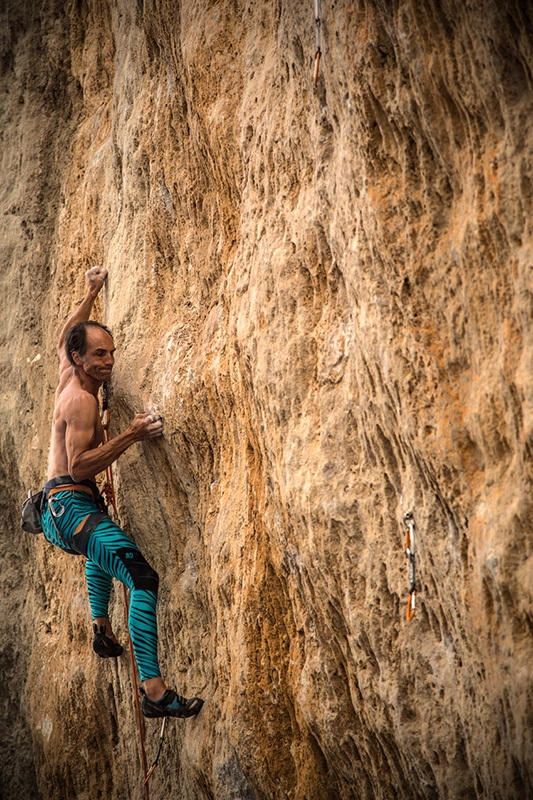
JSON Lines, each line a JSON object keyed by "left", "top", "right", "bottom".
{"left": 313, "top": 0, "right": 322, "bottom": 85}
{"left": 404, "top": 511, "right": 416, "bottom": 622}
{"left": 144, "top": 718, "right": 168, "bottom": 785}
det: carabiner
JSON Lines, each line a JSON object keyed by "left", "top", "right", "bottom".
{"left": 48, "top": 497, "right": 65, "bottom": 518}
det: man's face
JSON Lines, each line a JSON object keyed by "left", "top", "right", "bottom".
{"left": 75, "top": 327, "right": 115, "bottom": 383}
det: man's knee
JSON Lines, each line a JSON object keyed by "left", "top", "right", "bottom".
{"left": 115, "top": 547, "right": 159, "bottom": 592}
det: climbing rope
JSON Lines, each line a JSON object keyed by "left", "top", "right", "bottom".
{"left": 403, "top": 512, "right": 416, "bottom": 622}
{"left": 101, "top": 383, "right": 152, "bottom": 797}
{"left": 313, "top": 0, "right": 321, "bottom": 85}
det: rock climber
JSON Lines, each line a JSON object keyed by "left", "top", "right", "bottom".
{"left": 41, "top": 265, "right": 203, "bottom": 720}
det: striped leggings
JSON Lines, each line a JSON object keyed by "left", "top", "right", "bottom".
{"left": 41, "top": 489, "right": 160, "bottom": 681}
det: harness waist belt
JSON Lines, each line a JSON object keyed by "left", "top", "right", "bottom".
{"left": 44, "top": 474, "right": 99, "bottom": 493}
{"left": 47, "top": 484, "right": 94, "bottom": 499}
{"left": 43, "top": 475, "right": 103, "bottom": 507}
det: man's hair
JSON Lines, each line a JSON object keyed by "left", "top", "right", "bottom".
{"left": 65, "top": 320, "right": 113, "bottom": 366}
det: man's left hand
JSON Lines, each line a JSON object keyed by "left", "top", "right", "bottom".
{"left": 86, "top": 266, "right": 108, "bottom": 292}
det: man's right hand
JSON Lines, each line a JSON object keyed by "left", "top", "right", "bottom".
{"left": 86, "top": 266, "right": 108, "bottom": 292}
{"left": 129, "top": 412, "right": 164, "bottom": 441}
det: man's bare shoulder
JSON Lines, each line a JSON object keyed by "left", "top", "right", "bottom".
{"left": 56, "top": 382, "right": 99, "bottom": 422}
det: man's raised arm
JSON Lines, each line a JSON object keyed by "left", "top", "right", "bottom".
{"left": 57, "top": 267, "right": 108, "bottom": 361}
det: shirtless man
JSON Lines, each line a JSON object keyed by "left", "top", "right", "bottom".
{"left": 41, "top": 266, "right": 203, "bottom": 719}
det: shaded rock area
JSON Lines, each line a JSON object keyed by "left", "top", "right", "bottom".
{"left": 1, "top": 0, "right": 532, "bottom": 798}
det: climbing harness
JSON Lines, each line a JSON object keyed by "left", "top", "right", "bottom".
{"left": 101, "top": 383, "right": 155, "bottom": 796}
{"left": 313, "top": 0, "right": 321, "bottom": 85}
{"left": 40, "top": 478, "right": 107, "bottom": 556}
{"left": 403, "top": 512, "right": 416, "bottom": 622}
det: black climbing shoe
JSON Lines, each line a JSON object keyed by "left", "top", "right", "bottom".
{"left": 140, "top": 688, "right": 204, "bottom": 719}
{"left": 92, "top": 624, "right": 123, "bottom": 658}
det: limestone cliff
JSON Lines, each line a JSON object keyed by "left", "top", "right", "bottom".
{"left": 1, "top": 1, "right": 532, "bottom": 798}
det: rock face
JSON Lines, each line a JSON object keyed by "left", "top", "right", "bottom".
{"left": 1, "top": 1, "right": 532, "bottom": 798}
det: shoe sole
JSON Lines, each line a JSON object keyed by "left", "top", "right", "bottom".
{"left": 94, "top": 648, "right": 123, "bottom": 658}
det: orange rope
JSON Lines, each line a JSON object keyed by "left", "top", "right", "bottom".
{"left": 102, "top": 407, "right": 150, "bottom": 798}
